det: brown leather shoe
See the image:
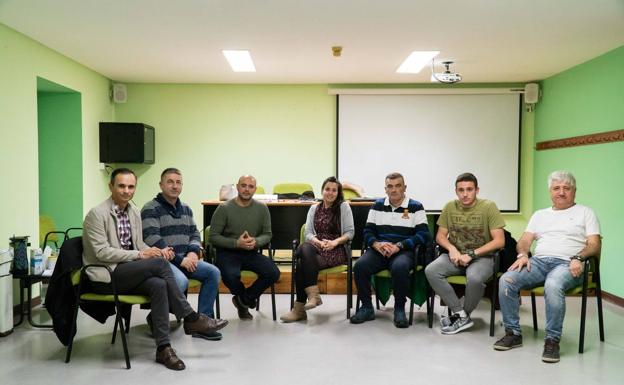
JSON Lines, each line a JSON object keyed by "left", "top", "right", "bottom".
{"left": 156, "top": 346, "right": 185, "bottom": 370}
{"left": 184, "top": 313, "right": 229, "bottom": 335}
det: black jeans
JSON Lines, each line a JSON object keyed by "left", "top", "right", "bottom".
{"left": 294, "top": 242, "right": 333, "bottom": 303}
{"left": 353, "top": 248, "right": 414, "bottom": 309}
{"left": 215, "top": 249, "right": 280, "bottom": 306}
{"left": 90, "top": 258, "right": 193, "bottom": 347}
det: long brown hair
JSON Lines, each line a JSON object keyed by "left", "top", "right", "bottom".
{"left": 321, "top": 176, "right": 344, "bottom": 234}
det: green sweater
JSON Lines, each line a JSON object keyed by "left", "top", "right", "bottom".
{"left": 209, "top": 198, "right": 272, "bottom": 250}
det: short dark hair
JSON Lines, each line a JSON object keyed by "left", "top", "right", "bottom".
{"left": 161, "top": 167, "right": 181, "bottom": 179}
{"left": 455, "top": 172, "right": 478, "bottom": 188}
{"left": 385, "top": 172, "right": 404, "bottom": 184}
{"left": 110, "top": 168, "right": 136, "bottom": 184}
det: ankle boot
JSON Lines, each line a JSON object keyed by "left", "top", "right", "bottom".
{"left": 304, "top": 285, "right": 323, "bottom": 310}
{"left": 280, "top": 302, "right": 307, "bottom": 323}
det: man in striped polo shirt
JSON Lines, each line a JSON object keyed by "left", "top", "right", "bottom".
{"left": 350, "top": 172, "right": 431, "bottom": 328}
{"left": 142, "top": 168, "right": 224, "bottom": 340}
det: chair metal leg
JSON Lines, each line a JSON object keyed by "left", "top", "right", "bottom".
{"left": 65, "top": 297, "right": 81, "bottom": 364}
{"left": 290, "top": 258, "right": 296, "bottom": 310}
{"left": 215, "top": 291, "right": 221, "bottom": 319}
{"left": 579, "top": 290, "right": 588, "bottom": 353}
{"left": 595, "top": 267, "right": 605, "bottom": 342}
{"left": 124, "top": 305, "right": 132, "bottom": 335}
{"left": 114, "top": 303, "right": 131, "bottom": 369}
{"left": 270, "top": 284, "right": 277, "bottom": 321}
{"left": 428, "top": 288, "right": 435, "bottom": 328}
{"left": 408, "top": 299, "right": 414, "bottom": 325}
{"left": 531, "top": 293, "right": 538, "bottom": 331}
{"left": 579, "top": 268, "right": 590, "bottom": 354}
{"left": 111, "top": 312, "right": 120, "bottom": 345}
{"left": 347, "top": 265, "right": 353, "bottom": 319}
{"left": 490, "top": 276, "right": 498, "bottom": 337}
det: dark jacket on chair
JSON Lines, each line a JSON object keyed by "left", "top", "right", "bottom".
{"left": 45, "top": 237, "right": 115, "bottom": 346}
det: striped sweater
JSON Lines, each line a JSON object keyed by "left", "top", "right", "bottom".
{"left": 363, "top": 196, "right": 431, "bottom": 250}
{"left": 141, "top": 193, "right": 202, "bottom": 267}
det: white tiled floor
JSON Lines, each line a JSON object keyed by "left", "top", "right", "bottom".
{"left": 0, "top": 294, "right": 622, "bottom": 385}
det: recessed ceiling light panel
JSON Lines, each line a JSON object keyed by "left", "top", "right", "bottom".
{"left": 396, "top": 51, "right": 440, "bottom": 74}
{"left": 222, "top": 50, "right": 256, "bottom": 72}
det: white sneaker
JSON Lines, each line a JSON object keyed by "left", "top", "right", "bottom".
{"left": 439, "top": 313, "right": 459, "bottom": 328}
{"left": 441, "top": 315, "right": 474, "bottom": 335}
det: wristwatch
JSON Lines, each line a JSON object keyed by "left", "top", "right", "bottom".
{"left": 467, "top": 249, "right": 477, "bottom": 259}
{"left": 395, "top": 242, "right": 404, "bottom": 250}
{"left": 571, "top": 255, "right": 584, "bottom": 262}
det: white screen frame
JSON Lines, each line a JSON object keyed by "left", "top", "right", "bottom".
{"left": 336, "top": 92, "right": 522, "bottom": 212}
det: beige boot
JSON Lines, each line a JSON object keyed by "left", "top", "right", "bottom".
{"left": 304, "top": 285, "right": 323, "bottom": 310}
{"left": 280, "top": 302, "right": 307, "bottom": 323}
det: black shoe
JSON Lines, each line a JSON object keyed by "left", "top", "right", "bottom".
{"left": 232, "top": 296, "right": 253, "bottom": 320}
{"left": 542, "top": 338, "right": 560, "bottom": 363}
{"left": 192, "top": 331, "right": 223, "bottom": 341}
{"left": 393, "top": 308, "right": 409, "bottom": 328}
{"left": 493, "top": 329, "right": 523, "bottom": 351}
{"left": 349, "top": 307, "right": 375, "bottom": 324}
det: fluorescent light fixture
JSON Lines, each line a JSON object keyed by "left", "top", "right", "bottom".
{"left": 222, "top": 50, "right": 256, "bottom": 72}
{"left": 396, "top": 51, "right": 439, "bottom": 74}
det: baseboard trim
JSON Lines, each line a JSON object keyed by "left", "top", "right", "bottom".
{"left": 602, "top": 290, "right": 624, "bottom": 307}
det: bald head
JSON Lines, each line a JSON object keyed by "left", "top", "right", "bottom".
{"left": 236, "top": 175, "right": 257, "bottom": 203}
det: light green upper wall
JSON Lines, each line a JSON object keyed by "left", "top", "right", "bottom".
{"left": 113, "top": 84, "right": 337, "bottom": 222}
{"left": 533, "top": 45, "right": 624, "bottom": 296}
{"left": 114, "top": 83, "right": 534, "bottom": 239}
{"left": 0, "top": 23, "right": 113, "bottom": 250}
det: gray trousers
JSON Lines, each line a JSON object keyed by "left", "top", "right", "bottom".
{"left": 424, "top": 253, "right": 494, "bottom": 314}
{"left": 91, "top": 258, "right": 194, "bottom": 347}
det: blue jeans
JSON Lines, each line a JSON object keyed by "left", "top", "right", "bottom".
{"left": 171, "top": 260, "right": 220, "bottom": 318}
{"left": 498, "top": 256, "right": 583, "bottom": 340}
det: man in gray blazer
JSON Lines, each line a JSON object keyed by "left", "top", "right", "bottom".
{"left": 82, "top": 168, "right": 227, "bottom": 370}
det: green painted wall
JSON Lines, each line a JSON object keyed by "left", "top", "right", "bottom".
{"left": 0, "top": 23, "right": 113, "bottom": 249}
{"left": 0, "top": 23, "right": 113, "bottom": 305}
{"left": 113, "top": 84, "right": 337, "bottom": 222}
{"left": 37, "top": 88, "right": 83, "bottom": 239}
{"left": 533, "top": 45, "right": 624, "bottom": 296}
{"left": 114, "top": 84, "right": 535, "bottom": 239}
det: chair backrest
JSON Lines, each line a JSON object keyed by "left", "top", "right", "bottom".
{"left": 343, "top": 188, "right": 361, "bottom": 200}
{"left": 300, "top": 223, "right": 306, "bottom": 244}
{"left": 57, "top": 236, "right": 84, "bottom": 285}
{"left": 254, "top": 185, "right": 266, "bottom": 194}
{"left": 272, "top": 183, "right": 314, "bottom": 196}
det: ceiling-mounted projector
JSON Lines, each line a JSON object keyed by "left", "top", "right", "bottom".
{"left": 431, "top": 60, "right": 462, "bottom": 84}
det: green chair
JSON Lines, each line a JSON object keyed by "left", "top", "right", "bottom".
{"left": 254, "top": 186, "right": 266, "bottom": 194}
{"left": 272, "top": 183, "right": 314, "bottom": 196}
{"left": 204, "top": 226, "right": 277, "bottom": 320}
{"left": 429, "top": 245, "right": 501, "bottom": 336}
{"left": 343, "top": 188, "right": 361, "bottom": 200}
{"left": 63, "top": 236, "right": 151, "bottom": 369}
{"left": 290, "top": 224, "right": 353, "bottom": 318}
{"left": 353, "top": 244, "right": 433, "bottom": 326}
{"left": 529, "top": 254, "right": 604, "bottom": 353}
